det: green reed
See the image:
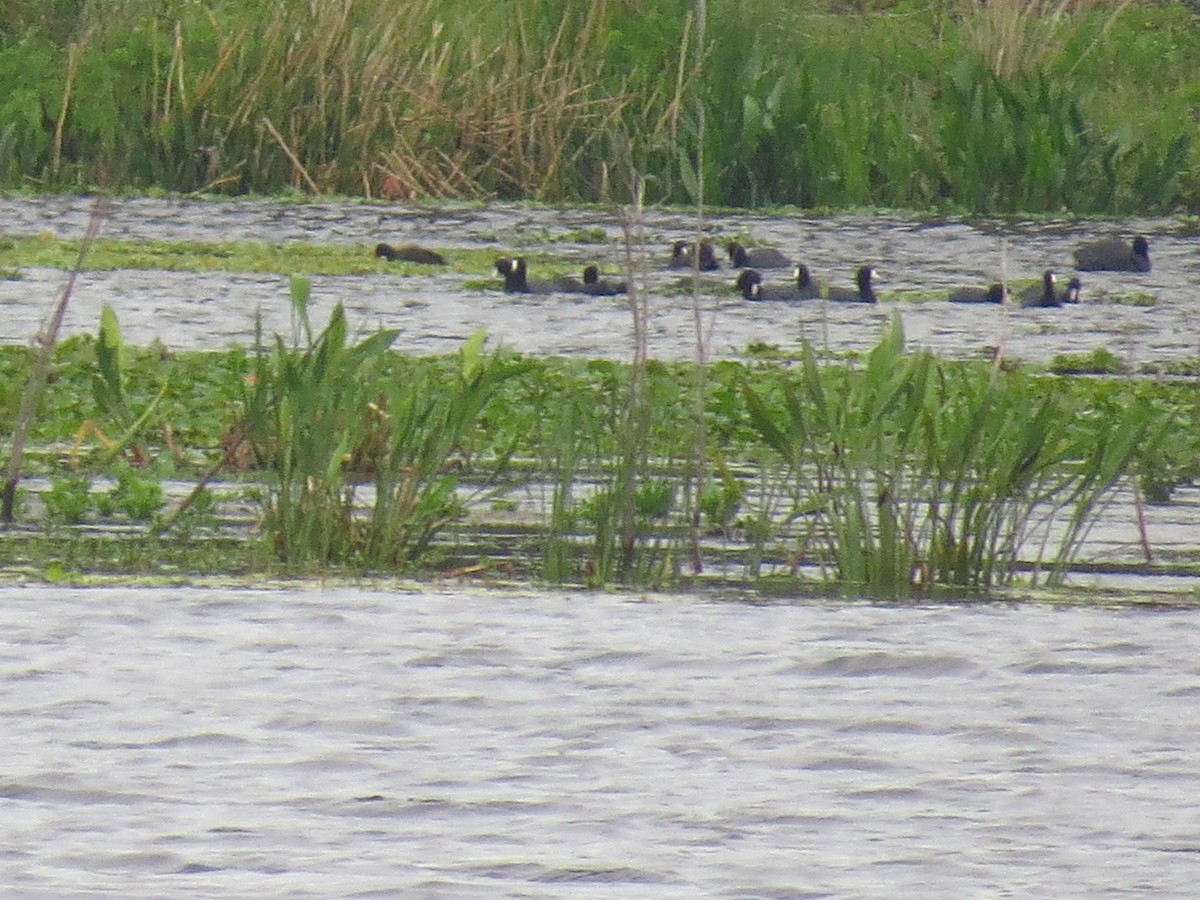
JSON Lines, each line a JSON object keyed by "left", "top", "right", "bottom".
{"left": 88, "top": 305, "right": 171, "bottom": 465}
{"left": 528, "top": 356, "right": 686, "bottom": 588}
{"left": 362, "top": 331, "right": 526, "bottom": 567}
{"left": 2, "top": 0, "right": 1198, "bottom": 211}
{"left": 239, "top": 284, "right": 521, "bottom": 570}
{"left": 2, "top": 199, "right": 105, "bottom": 522}
{"left": 742, "top": 315, "right": 1156, "bottom": 595}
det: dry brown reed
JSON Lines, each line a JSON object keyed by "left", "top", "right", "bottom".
{"left": 3, "top": 199, "right": 109, "bottom": 523}
{"left": 165, "top": 0, "right": 646, "bottom": 199}
{"left": 11, "top": 0, "right": 1178, "bottom": 209}
{"left": 960, "top": 0, "right": 1134, "bottom": 78}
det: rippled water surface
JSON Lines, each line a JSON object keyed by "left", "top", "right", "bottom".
{"left": 4, "top": 200, "right": 1200, "bottom": 896}
{"left": 1, "top": 196, "right": 1197, "bottom": 364}
{"left": 3, "top": 586, "right": 1200, "bottom": 897}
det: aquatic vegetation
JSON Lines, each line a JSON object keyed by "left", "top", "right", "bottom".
{"left": 80, "top": 305, "right": 171, "bottom": 465}
{"left": 2, "top": 298, "right": 1198, "bottom": 591}
{"left": 527, "top": 213, "right": 690, "bottom": 587}
{"left": 2, "top": 201, "right": 105, "bottom": 523}
{"left": 1, "top": 1, "right": 1199, "bottom": 212}
{"left": 41, "top": 475, "right": 93, "bottom": 525}
{"left": 0, "top": 235, "right": 469, "bottom": 275}
{"left": 742, "top": 315, "right": 1160, "bottom": 594}
{"left": 237, "top": 281, "right": 527, "bottom": 570}
{"left": 1049, "top": 348, "right": 1127, "bottom": 375}
{"left": 95, "top": 469, "right": 166, "bottom": 522}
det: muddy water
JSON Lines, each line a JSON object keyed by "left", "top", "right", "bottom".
{"left": 1, "top": 196, "right": 1196, "bottom": 365}
{"left": 4, "top": 585, "right": 1200, "bottom": 898}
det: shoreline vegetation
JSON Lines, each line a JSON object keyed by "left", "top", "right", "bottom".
{"left": 1, "top": 296, "right": 1197, "bottom": 597}
{"left": 2, "top": 0, "right": 1199, "bottom": 213}
{"left": 3, "top": 2, "right": 1199, "bottom": 597}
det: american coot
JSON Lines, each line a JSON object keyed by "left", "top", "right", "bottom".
{"left": 669, "top": 240, "right": 720, "bottom": 271}
{"left": 494, "top": 257, "right": 584, "bottom": 294}
{"left": 495, "top": 257, "right": 577, "bottom": 293}
{"left": 793, "top": 265, "right": 821, "bottom": 300}
{"left": 826, "top": 265, "right": 878, "bottom": 303}
{"left": 1019, "top": 270, "right": 1059, "bottom": 308}
{"left": 735, "top": 266, "right": 820, "bottom": 301}
{"left": 948, "top": 283, "right": 1007, "bottom": 304}
{"left": 1074, "top": 235, "right": 1150, "bottom": 273}
{"left": 495, "top": 257, "right": 528, "bottom": 292}
{"left": 727, "top": 241, "right": 791, "bottom": 269}
{"left": 373, "top": 242, "right": 447, "bottom": 265}
{"left": 1059, "top": 276, "right": 1082, "bottom": 304}
{"left": 581, "top": 265, "right": 627, "bottom": 296}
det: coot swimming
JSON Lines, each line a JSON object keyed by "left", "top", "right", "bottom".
{"left": 727, "top": 241, "right": 791, "bottom": 269}
{"left": 495, "top": 257, "right": 585, "bottom": 294}
{"left": 1073, "top": 236, "right": 1150, "bottom": 273}
{"left": 669, "top": 240, "right": 720, "bottom": 271}
{"left": 581, "top": 265, "right": 627, "bottom": 296}
{"left": 826, "top": 265, "right": 878, "bottom": 303}
{"left": 373, "top": 242, "right": 446, "bottom": 265}
{"left": 1019, "top": 270, "right": 1059, "bottom": 308}
{"left": 948, "top": 283, "right": 1007, "bottom": 304}
{"left": 735, "top": 266, "right": 820, "bottom": 301}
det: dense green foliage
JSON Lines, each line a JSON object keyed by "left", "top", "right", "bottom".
{"left": 2, "top": 0, "right": 1198, "bottom": 212}
{"left": 240, "top": 283, "right": 526, "bottom": 570}
{"left": 744, "top": 316, "right": 1155, "bottom": 592}
{"left": 3, "top": 331, "right": 1196, "bottom": 490}
{"left": 2, "top": 313, "right": 1197, "bottom": 591}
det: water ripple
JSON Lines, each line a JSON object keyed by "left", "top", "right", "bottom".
{"left": 3, "top": 587, "right": 1200, "bottom": 895}
{"left": 1, "top": 197, "right": 1195, "bottom": 367}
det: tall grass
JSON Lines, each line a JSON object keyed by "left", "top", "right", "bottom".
{"left": 531, "top": 357, "right": 687, "bottom": 587}
{"left": 234, "top": 309, "right": 1165, "bottom": 590}
{"left": 0, "top": 0, "right": 1196, "bottom": 211}
{"left": 742, "top": 316, "right": 1155, "bottom": 595}
{"left": 239, "top": 283, "right": 522, "bottom": 570}
{"left": 1, "top": 314, "right": 1181, "bottom": 589}
{"left": 957, "top": 0, "right": 1130, "bottom": 79}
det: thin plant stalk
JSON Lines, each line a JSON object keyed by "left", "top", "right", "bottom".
{"left": 2, "top": 199, "right": 108, "bottom": 523}
{"left": 686, "top": 0, "right": 710, "bottom": 575}
{"left": 616, "top": 178, "right": 651, "bottom": 581}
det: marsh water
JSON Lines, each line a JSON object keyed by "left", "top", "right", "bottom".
{"left": 2, "top": 198, "right": 1200, "bottom": 896}
{"left": 4, "top": 585, "right": 1200, "bottom": 898}
{"left": 4, "top": 195, "right": 1198, "bottom": 574}
{"left": 1, "top": 196, "right": 1198, "bottom": 366}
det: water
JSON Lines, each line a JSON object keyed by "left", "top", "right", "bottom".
{"left": 2, "top": 585, "right": 1199, "bottom": 897}
{"left": 3, "top": 194, "right": 1197, "bottom": 575}
{"left": 4, "top": 199, "right": 1199, "bottom": 896}
{"left": 1, "top": 196, "right": 1196, "bottom": 365}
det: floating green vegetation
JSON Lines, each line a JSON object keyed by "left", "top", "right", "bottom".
{"left": 1099, "top": 292, "right": 1157, "bottom": 307}
{"left": 0, "top": 235, "right": 479, "bottom": 275}
{"left": 3, "top": 304, "right": 1199, "bottom": 594}
{"left": 744, "top": 342, "right": 787, "bottom": 359}
{"left": 40, "top": 468, "right": 166, "bottom": 526}
{"left": 1142, "top": 359, "right": 1200, "bottom": 378}
{"left": 506, "top": 225, "right": 613, "bottom": 244}
{"left": 0, "top": 235, "right": 622, "bottom": 280}
{"left": 556, "top": 227, "right": 611, "bottom": 244}
{"left": 1049, "top": 348, "right": 1128, "bottom": 376}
